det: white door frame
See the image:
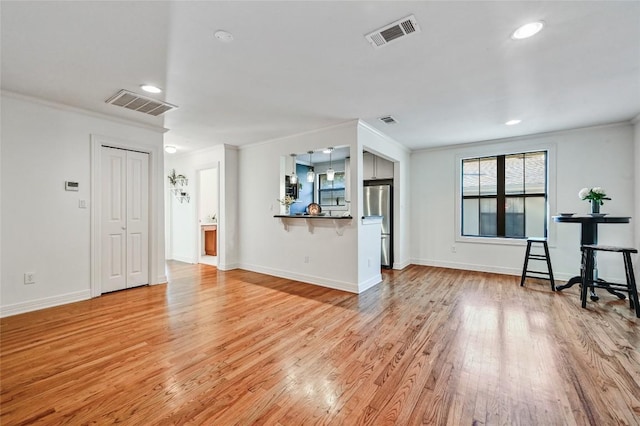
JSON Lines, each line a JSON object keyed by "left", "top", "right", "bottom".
{"left": 90, "top": 134, "right": 160, "bottom": 297}
{"left": 193, "top": 163, "right": 221, "bottom": 265}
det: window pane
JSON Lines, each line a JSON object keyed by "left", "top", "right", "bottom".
{"left": 505, "top": 154, "right": 524, "bottom": 194}
{"left": 462, "top": 159, "right": 480, "bottom": 196}
{"left": 525, "top": 196, "right": 546, "bottom": 237}
{"left": 525, "top": 152, "right": 546, "bottom": 194}
{"left": 462, "top": 198, "right": 479, "bottom": 235}
{"left": 319, "top": 173, "right": 345, "bottom": 189}
{"left": 461, "top": 151, "right": 547, "bottom": 239}
{"left": 320, "top": 190, "right": 346, "bottom": 206}
{"left": 505, "top": 197, "right": 525, "bottom": 237}
{"left": 479, "top": 198, "right": 497, "bottom": 236}
{"left": 479, "top": 158, "right": 497, "bottom": 195}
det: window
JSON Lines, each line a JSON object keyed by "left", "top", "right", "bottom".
{"left": 318, "top": 172, "right": 346, "bottom": 207}
{"left": 462, "top": 151, "right": 547, "bottom": 238}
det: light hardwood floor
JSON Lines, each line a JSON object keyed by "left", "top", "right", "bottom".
{"left": 1, "top": 262, "right": 639, "bottom": 425}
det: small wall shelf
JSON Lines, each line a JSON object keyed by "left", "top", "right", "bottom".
{"left": 274, "top": 215, "right": 352, "bottom": 235}
{"left": 168, "top": 169, "right": 189, "bottom": 203}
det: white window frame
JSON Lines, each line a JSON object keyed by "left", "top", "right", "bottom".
{"left": 454, "top": 142, "right": 557, "bottom": 247}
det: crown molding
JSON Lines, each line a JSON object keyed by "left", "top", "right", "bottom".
{"left": 357, "top": 119, "right": 411, "bottom": 154}
{"left": 412, "top": 120, "right": 634, "bottom": 155}
{"left": 1, "top": 90, "right": 169, "bottom": 134}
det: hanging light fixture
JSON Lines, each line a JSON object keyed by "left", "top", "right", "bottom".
{"left": 289, "top": 153, "right": 298, "bottom": 184}
{"left": 306, "top": 150, "right": 315, "bottom": 182}
{"left": 326, "top": 147, "right": 335, "bottom": 181}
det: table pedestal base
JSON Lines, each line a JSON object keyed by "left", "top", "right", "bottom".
{"left": 557, "top": 276, "right": 627, "bottom": 301}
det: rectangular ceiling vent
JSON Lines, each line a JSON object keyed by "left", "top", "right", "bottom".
{"left": 365, "top": 15, "right": 421, "bottom": 49}
{"left": 379, "top": 115, "right": 398, "bottom": 125}
{"left": 105, "top": 89, "right": 178, "bottom": 116}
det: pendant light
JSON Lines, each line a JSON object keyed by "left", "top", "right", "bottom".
{"left": 306, "top": 150, "right": 315, "bottom": 183}
{"left": 289, "top": 153, "right": 298, "bottom": 184}
{"left": 326, "top": 147, "right": 335, "bottom": 181}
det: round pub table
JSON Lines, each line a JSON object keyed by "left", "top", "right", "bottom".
{"left": 553, "top": 214, "right": 631, "bottom": 300}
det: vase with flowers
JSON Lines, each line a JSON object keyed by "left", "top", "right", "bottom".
{"left": 277, "top": 195, "right": 295, "bottom": 215}
{"left": 578, "top": 187, "right": 611, "bottom": 214}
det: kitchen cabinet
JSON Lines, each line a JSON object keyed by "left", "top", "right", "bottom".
{"left": 363, "top": 152, "right": 394, "bottom": 180}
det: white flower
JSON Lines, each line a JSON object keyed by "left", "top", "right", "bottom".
{"left": 578, "top": 186, "right": 610, "bottom": 205}
{"left": 578, "top": 187, "right": 590, "bottom": 200}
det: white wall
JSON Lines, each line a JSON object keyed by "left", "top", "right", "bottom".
{"left": 165, "top": 144, "right": 239, "bottom": 270}
{"left": 199, "top": 168, "right": 218, "bottom": 223}
{"left": 410, "top": 123, "right": 635, "bottom": 282}
{"left": 357, "top": 121, "right": 412, "bottom": 270}
{"left": 222, "top": 147, "right": 240, "bottom": 269}
{"left": 634, "top": 115, "right": 640, "bottom": 276}
{"left": 238, "top": 121, "right": 367, "bottom": 292}
{"left": 1, "top": 93, "right": 166, "bottom": 317}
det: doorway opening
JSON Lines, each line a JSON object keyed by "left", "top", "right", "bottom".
{"left": 197, "top": 167, "right": 219, "bottom": 267}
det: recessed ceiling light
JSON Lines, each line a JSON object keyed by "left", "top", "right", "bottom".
{"left": 505, "top": 119, "right": 522, "bottom": 126}
{"left": 165, "top": 145, "right": 177, "bottom": 154}
{"left": 140, "top": 84, "right": 162, "bottom": 94}
{"left": 511, "top": 21, "right": 544, "bottom": 40}
{"left": 214, "top": 30, "right": 234, "bottom": 42}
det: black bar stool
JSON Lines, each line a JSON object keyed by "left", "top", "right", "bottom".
{"left": 520, "top": 237, "right": 555, "bottom": 290}
{"left": 580, "top": 245, "right": 640, "bottom": 318}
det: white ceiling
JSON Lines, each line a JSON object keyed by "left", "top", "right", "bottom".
{"left": 2, "top": 1, "right": 639, "bottom": 153}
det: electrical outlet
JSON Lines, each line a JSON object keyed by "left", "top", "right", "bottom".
{"left": 367, "top": 258, "right": 371, "bottom": 267}
{"left": 304, "top": 256, "right": 310, "bottom": 264}
{"left": 451, "top": 245, "right": 457, "bottom": 253}
{"left": 24, "top": 272, "right": 36, "bottom": 284}
{"left": 79, "top": 199, "right": 87, "bottom": 209}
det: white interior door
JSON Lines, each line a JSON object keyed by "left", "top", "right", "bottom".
{"left": 101, "top": 146, "right": 149, "bottom": 293}
{"left": 126, "top": 151, "right": 149, "bottom": 286}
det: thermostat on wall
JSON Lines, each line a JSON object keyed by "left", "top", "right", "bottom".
{"left": 65, "top": 181, "right": 79, "bottom": 191}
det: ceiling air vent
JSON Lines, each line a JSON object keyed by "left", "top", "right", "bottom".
{"left": 105, "top": 89, "right": 178, "bottom": 116}
{"left": 365, "top": 15, "right": 421, "bottom": 49}
{"left": 379, "top": 115, "right": 398, "bottom": 125}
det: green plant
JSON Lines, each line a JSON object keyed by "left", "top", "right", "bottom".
{"left": 277, "top": 195, "right": 295, "bottom": 206}
{"left": 168, "top": 169, "right": 186, "bottom": 186}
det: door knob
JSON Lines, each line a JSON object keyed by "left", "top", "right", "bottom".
{"left": 121, "top": 226, "right": 127, "bottom": 230}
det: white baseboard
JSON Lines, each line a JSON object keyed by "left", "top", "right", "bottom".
{"left": 411, "top": 258, "right": 521, "bottom": 276}
{"left": 218, "top": 262, "right": 240, "bottom": 271}
{"left": 151, "top": 275, "right": 168, "bottom": 285}
{"left": 409, "top": 258, "right": 579, "bottom": 281}
{"left": 358, "top": 274, "right": 382, "bottom": 293}
{"left": 170, "top": 255, "right": 196, "bottom": 264}
{"left": 393, "top": 259, "right": 411, "bottom": 270}
{"left": 0, "top": 289, "right": 92, "bottom": 318}
{"left": 239, "top": 263, "right": 360, "bottom": 293}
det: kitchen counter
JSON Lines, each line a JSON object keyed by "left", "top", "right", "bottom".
{"left": 274, "top": 214, "right": 352, "bottom": 235}
{"left": 273, "top": 215, "right": 352, "bottom": 219}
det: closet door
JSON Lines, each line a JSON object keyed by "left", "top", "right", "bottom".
{"left": 101, "top": 147, "right": 149, "bottom": 293}
{"left": 126, "top": 150, "right": 149, "bottom": 287}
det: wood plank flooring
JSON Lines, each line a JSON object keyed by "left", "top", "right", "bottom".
{"left": 1, "top": 262, "right": 639, "bottom": 425}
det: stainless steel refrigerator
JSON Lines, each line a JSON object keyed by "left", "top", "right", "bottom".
{"left": 363, "top": 181, "right": 393, "bottom": 268}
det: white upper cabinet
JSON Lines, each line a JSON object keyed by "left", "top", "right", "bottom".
{"left": 363, "top": 152, "right": 375, "bottom": 179}
{"left": 363, "top": 152, "right": 393, "bottom": 180}
{"left": 376, "top": 156, "right": 394, "bottom": 179}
